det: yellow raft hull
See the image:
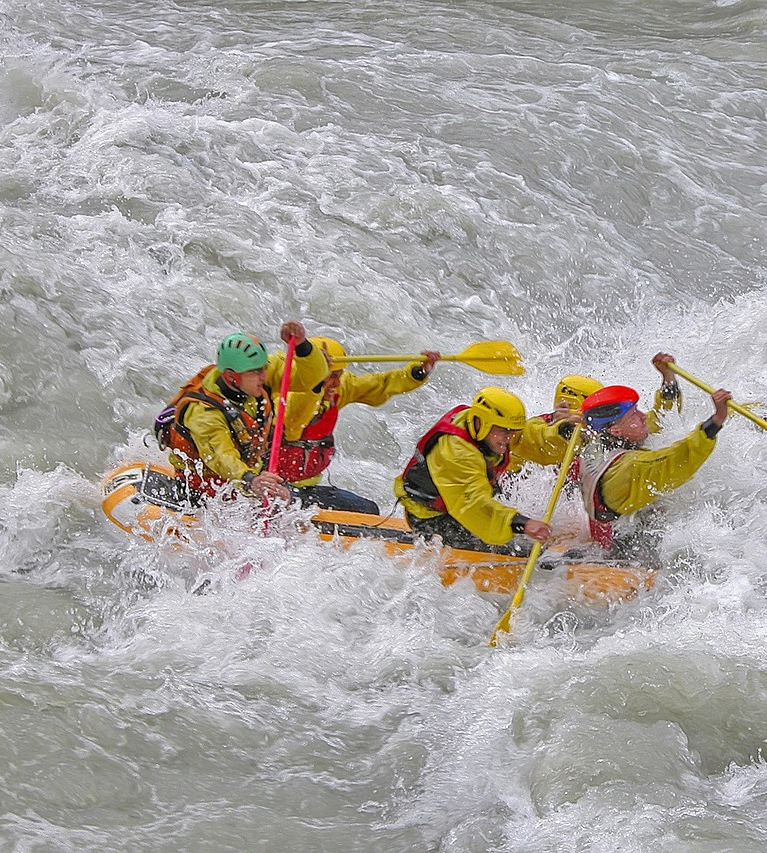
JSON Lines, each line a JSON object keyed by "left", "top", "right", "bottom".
{"left": 101, "top": 462, "right": 654, "bottom": 604}
{"left": 310, "top": 508, "right": 653, "bottom": 602}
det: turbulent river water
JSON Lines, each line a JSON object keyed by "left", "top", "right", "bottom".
{"left": 1, "top": 0, "right": 767, "bottom": 850}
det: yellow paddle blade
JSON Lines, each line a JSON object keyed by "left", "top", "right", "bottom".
{"left": 447, "top": 341, "right": 524, "bottom": 375}
{"left": 488, "top": 543, "right": 543, "bottom": 647}
{"left": 331, "top": 340, "right": 524, "bottom": 376}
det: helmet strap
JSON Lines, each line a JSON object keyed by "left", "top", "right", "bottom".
{"left": 217, "top": 373, "right": 247, "bottom": 404}
{"left": 468, "top": 415, "right": 487, "bottom": 442}
{"left": 600, "top": 431, "right": 638, "bottom": 451}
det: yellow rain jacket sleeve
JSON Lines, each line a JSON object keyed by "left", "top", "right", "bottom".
{"left": 395, "top": 410, "right": 565, "bottom": 545}
{"left": 266, "top": 343, "right": 330, "bottom": 397}
{"left": 508, "top": 417, "right": 571, "bottom": 472}
{"left": 283, "top": 363, "right": 428, "bottom": 442}
{"left": 646, "top": 385, "right": 683, "bottom": 435}
{"left": 177, "top": 342, "right": 329, "bottom": 483}
{"left": 336, "top": 364, "right": 428, "bottom": 408}
{"left": 600, "top": 424, "right": 717, "bottom": 516}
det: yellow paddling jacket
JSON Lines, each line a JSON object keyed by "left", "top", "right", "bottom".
{"left": 532, "top": 384, "right": 682, "bottom": 446}
{"left": 169, "top": 342, "right": 328, "bottom": 486}
{"left": 394, "top": 408, "right": 569, "bottom": 546}
{"left": 280, "top": 363, "right": 429, "bottom": 486}
{"left": 646, "top": 384, "right": 683, "bottom": 434}
{"left": 580, "top": 422, "right": 717, "bottom": 520}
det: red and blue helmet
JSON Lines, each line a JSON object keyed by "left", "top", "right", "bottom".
{"left": 581, "top": 385, "right": 639, "bottom": 431}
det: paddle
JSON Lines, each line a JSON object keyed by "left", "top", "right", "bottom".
{"left": 330, "top": 340, "right": 524, "bottom": 376}
{"left": 267, "top": 335, "right": 297, "bottom": 473}
{"left": 235, "top": 335, "right": 298, "bottom": 580}
{"left": 489, "top": 424, "right": 583, "bottom": 647}
{"left": 667, "top": 364, "right": 767, "bottom": 432}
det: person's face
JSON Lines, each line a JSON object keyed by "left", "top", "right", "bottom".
{"left": 323, "top": 370, "right": 343, "bottom": 401}
{"left": 484, "top": 424, "right": 518, "bottom": 455}
{"left": 609, "top": 406, "right": 648, "bottom": 443}
{"left": 229, "top": 367, "right": 267, "bottom": 397}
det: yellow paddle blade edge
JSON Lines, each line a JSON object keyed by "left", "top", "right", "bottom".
{"left": 331, "top": 340, "right": 525, "bottom": 377}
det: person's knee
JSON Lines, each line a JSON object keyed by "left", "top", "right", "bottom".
{"left": 293, "top": 485, "right": 379, "bottom": 515}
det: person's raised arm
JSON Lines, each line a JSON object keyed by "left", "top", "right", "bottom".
{"left": 710, "top": 389, "right": 733, "bottom": 428}
{"left": 651, "top": 351, "right": 677, "bottom": 384}
{"left": 280, "top": 321, "right": 306, "bottom": 345}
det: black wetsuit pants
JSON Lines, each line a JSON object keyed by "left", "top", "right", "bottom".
{"left": 406, "top": 512, "right": 530, "bottom": 557}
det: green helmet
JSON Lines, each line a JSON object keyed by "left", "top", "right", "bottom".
{"left": 216, "top": 333, "right": 269, "bottom": 373}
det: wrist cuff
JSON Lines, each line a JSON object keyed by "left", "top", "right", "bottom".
{"left": 411, "top": 365, "right": 427, "bottom": 381}
{"left": 511, "top": 513, "right": 529, "bottom": 535}
{"left": 661, "top": 381, "right": 680, "bottom": 401}
{"left": 295, "top": 339, "right": 312, "bottom": 358}
{"left": 701, "top": 417, "right": 722, "bottom": 439}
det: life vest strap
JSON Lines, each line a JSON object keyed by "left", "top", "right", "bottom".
{"left": 401, "top": 406, "right": 509, "bottom": 513}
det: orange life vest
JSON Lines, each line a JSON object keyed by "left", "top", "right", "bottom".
{"left": 276, "top": 403, "right": 339, "bottom": 483}
{"left": 401, "top": 405, "right": 510, "bottom": 513}
{"left": 156, "top": 365, "right": 273, "bottom": 494}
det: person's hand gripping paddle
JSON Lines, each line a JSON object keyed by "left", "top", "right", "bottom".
{"left": 489, "top": 425, "right": 582, "bottom": 646}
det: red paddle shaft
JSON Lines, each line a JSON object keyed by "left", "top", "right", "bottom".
{"left": 268, "top": 334, "right": 296, "bottom": 473}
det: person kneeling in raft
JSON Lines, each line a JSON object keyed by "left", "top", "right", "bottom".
{"left": 156, "top": 322, "right": 328, "bottom": 505}
{"left": 579, "top": 379, "right": 731, "bottom": 552}
{"left": 276, "top": 338, "right": 441, "bottom": 515}
{"left": 394, "top": 387, "right": 576, "bottom": 555}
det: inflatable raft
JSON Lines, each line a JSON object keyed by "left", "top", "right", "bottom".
{"left": 101, "top": 461, "right": 654, "bottom": 603}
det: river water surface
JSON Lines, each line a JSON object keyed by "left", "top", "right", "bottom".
{"left": 1, "top": 0, "right": 767, "bottom": 850}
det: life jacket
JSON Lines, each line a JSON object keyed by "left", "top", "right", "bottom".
{"left": 276, "top": 403, "right": 339, "bottom": 483}
{"left": 401, "top": 405, "right": 510, "bottom": 513}
{"left": 579, "top": 439, "right": 627, "bottom": 548}
{"left": 154, "top": 365, "right": 273, "bottom": 495}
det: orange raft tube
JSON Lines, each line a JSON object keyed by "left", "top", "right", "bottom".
{"left": 101, "top": 462, "right": 654, "bottom": 604}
